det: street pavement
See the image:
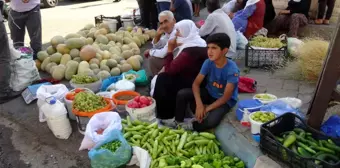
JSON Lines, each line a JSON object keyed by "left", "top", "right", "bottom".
{"left": 0, "top": 1, "right": 320, "bottom": 167}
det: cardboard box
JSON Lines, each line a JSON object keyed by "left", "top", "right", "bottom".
{"left": 21, "top": 82, "right": 52, "bottom": 104}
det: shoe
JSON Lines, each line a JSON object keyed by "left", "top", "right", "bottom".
{"left": 323, "top": 20, "right": 330, "bottom": 25}
{"left": 315, "top": 19, "right": 323, "bottom": 25}
{"left": 160, "top": 118, "right": 177, "bottom": 128}
{"left": 177, "top": 121, "right": 193, "bottom": 131}
{"left": 0, "top": 90, "right": 22, "bottom": 104}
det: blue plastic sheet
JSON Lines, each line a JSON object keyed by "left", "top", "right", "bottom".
{"left": 321, "top": 115, "right": 340, "bottom": 138}
{"left": 88, "top": 129, "right": 132, "bottom": 168}
{"left": 100, "top": 75, "right": 122, "bottom": 91}
{"left": 260, "top": 100, "right": 304, "bottom": 119}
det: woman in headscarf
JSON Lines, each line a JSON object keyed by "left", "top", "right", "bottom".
{"left": 153, "top": 20, "right": 207, "bottom": 127}
{"left": 228, "top": 0, "right": 266, "bottom": 38}
{"left": 270, "top": 0, "right": 311, "bottom": 37}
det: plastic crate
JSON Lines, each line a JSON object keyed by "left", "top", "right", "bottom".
{"left": 245, "top": 45, "right": 288, "bottom": 68}
{"left": 94, "top": 15, "right": 122, "bottom": 29}
{"left": 260, "top": 113, "right": 340, "bottom": 168}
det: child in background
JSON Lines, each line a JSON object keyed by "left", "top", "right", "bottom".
{"left": 174, "top": 33, "right": 240, "bottom": 131}
{"left": 315, "top": 0, "right": 336, "bottom": 25}
{"left": 193, "top": 0, "right": 201, "bottom": 17}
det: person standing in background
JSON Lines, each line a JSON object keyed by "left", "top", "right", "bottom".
{"left": 7, "top": 0, "right": 42, "bottom": 60}
{"left": 0, "top": 0, "right": 22, "bottom": 104}
{"left": 315, "top": 0, "right": 335, "bottom": 25}
{"left": 157, "top": 0, "right": 171, "bottom": 14}
{"left": 136, "top": 0, "right": 146, "bottom": 26}
{"left": 170, "top": 0, "right": 193, "bottom": 21}
{"left": 142, "top": 0, "right": 158, "bottom": 29}
{"left": 192, "top": 0, "right": 201, "bottom": 17}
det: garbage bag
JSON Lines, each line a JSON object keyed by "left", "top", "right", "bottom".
{"left": 79, "top": 112, "right": 122, "bottom": 151}
{"left": 126, "top": 146, "right": 152, "bottom": 168}
{"left": 100, "top": 75, "right": 122, "bottom": 91}
{"left": 88, "top": 129, "right": 132, "bottom": 168}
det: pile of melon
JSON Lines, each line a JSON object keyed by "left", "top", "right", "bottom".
{"left": 36, "top": 23, "right": 156, "bottom": 80}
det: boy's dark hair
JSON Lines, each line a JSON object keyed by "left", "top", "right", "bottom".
{"left": 206, "top": 33, "right": 231, "bottom": 49}
{"left": 206, "top": 0, "right": 221, "bottom": 13}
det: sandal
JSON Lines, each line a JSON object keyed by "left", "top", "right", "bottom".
{"left": 323, "top": 20, "right": 330, "bottom": 25}
{"left": 314, "top": 19, "right": 323, "bottom": 25}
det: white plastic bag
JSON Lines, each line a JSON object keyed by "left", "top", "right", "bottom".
{"left": 79, "top": 112, "right": 122, "bottom": 150}
{"left": 287, "top": 37, "right": 304, "bottom": 57}
{"left": 150, "top": 75, "right": 158, "bottom": 97}
{"left": 236, "top": 31, "right": 248, "bottom": 50}
{"left": 8, "top": 39, "right": 21, "bottom": 61}
{"left": 126, "top": 146, "right": 152, "bottom": 168}
{"left": 115, "top": 79, "right": 135, "bottom": 91}
{"left": 10, "top": 58, "right": 40, "bottom": 91}
{"left": 36, "top": 84, "right": 69, "bottom": 122}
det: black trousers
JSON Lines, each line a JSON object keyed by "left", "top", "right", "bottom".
{"left": 318, "top": 0, "right": 336, "bottom": 20}
{"left": 142, "top": 0, "right": 158, "bottom": 29}
{"left": 174, "top": 88, "right": 231, "bottom": 132}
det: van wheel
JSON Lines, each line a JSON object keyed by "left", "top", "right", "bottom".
{"left": 43, "top": 0, "right": 58, "bottom": 8}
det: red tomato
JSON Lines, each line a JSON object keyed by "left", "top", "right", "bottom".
{"left": 66, "top": 93, "right": 75, "bottom": 100}
{"left": 74, "top": 88, "right": 84, "bottom": 93}
{"left": 140, "top": 104, "right": 147, "bottom": 108}
{"left": 96, "top": 128, "right": 104, "bottom": 135}
{"left": 134, "top": 96, "right": 141, "bottom": 102}
{"left": 128, "top": 101, "right": 140, "bottom": 108}
{"left": 139, "top": 96, "right": 149, "bottom": 105}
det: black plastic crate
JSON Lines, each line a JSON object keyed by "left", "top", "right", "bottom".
{"left": 245, "top": 45, "right": 288, "bottom": 68}
{"left": 260, "top": 113, "right": 340, "bottom": 168}
{"left": 94, "top": 15, "right": 122, "bottom": 30}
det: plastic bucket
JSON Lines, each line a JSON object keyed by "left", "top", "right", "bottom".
{"left": 125, "top": 98, "right": 157, "bottom": 123}
{"left": 249, "top": 112, "right": 265, "bottom": 134}
{"left": 253, "top": 93, "right": 277, "bottom": 104}
{"left": 69, "top": 79, "right": 102, "bottom": 93}
{"left": 121, "top": 18, "right": 134, "bottom": 29}
{"left": 103, "top": 18, "right": 118, "bottom": 33}
{"left": 64, "top": 88, "right": 94, "bottom": 120}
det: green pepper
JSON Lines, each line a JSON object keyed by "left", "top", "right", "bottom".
{"left": 323, "top": 142, "right": 340, "bottom": 152}
{"left": 310, "top": 146, "right": 335, "bottom": 154}
{"left": 297, "top": 147, "right": 312, "bottom": 158}
{"left": 296, "top": 142, "right": 316, "bottom": 154}
{"left": 293, "top": 128, "right": 305, "bottom": 134}
{"left": 199, "top": 132, "right": 216, "bottom": 139}
{"left": 283, "top": 134, "right": 296, "bottom": 148}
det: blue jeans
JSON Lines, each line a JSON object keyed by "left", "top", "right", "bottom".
{"left": 157, "top": 2, "right": 170, "bottom": 14}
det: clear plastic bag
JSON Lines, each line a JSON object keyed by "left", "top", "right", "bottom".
{"left": 88, "top": 129, "right": 132, "bottom": 168}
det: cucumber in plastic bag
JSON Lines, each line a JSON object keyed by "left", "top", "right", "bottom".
{"left": 88, "top": 129, "right": 132, "bottom": 168}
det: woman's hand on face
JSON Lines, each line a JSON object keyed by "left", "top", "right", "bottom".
{"left": 228, "top": 12, "right": 234, "bottom": 19}
{"left": 167, "top": 37, "right": 177, "bottom": 53}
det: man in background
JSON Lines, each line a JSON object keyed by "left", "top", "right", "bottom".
{"left": 0, "top": 0, "right": 22, "bottom": 104}
{"left": 7, "top": 0, "right": 42, "bottom": 60}
{"left": 170, "top": 0, "right": 192, "bottom": 21}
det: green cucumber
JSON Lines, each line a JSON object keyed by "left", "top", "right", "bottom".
{"left": 310, "top": 146, "right": 335, "bottom": 154}
{"left": 283, "top": 134, "right": 296, "bottom": 148}
{"left": 323, "top": 142, "right": 340, "bottom": 152}
{"left": 293, "top": 128, "right": 305, "bottom": 134}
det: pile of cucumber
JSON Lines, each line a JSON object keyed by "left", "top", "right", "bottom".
{"left": 121, "top": 117, "right": 245, "bottom": 168}
{"left": 275, "top": 128, "right": 340, "bottom": 165}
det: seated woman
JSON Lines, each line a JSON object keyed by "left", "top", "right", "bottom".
{"left": 173, "top": 33, "right": 240, "bottom": 131}
{"left": 153, "top": 20, "right": 207, "bottom": 127}
{"left": 229, "top": 0, "right": 266, "bottom": 38}
{"left": 270, "top": 0, "right": 311, "bottom": 37}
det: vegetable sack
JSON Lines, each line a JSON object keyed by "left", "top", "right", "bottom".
{"left": 89, "top": 129, "right": 132, "bottom": 168}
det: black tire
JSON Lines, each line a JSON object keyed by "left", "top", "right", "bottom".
{"left": 43, "top": 0, "right": 58, "bottom": 8}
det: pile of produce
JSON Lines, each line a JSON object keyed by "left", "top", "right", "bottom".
{"left": 127, "top": 96, "right": 153, "bottom": 108}
{"left": 36, "top": 23, "right": 156, "bottom": 81}
{"left": 249, "top": 36, "right": 285, "bottom": 48}
{"left": 100, "top": 140, "right": 121, "bottom": 153}
{"left": 122, "top": 117, "right": 245, "bottom": 168}
{"left": 254, "top": 94, "right": 276, "bottom": 101}
{"left": 250, "top": 111, "right": 276, "bottom": 123}
{"left": 71, "top": 74, "right": 99, "bottom": 84}
{"left": 275, "top": 128, "right": 340, "bottom": 165}
{"left": 73, "top": 92, "right": 107, "bottom": 112}
{"left": 65, "top": 88, "right": 87, "bottom": 101}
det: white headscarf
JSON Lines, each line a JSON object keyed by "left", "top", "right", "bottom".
{"left": 172, "top": 20, "right": 207, "bottom": 58}
{"left": 245, "top": 0, "right": 260, "bottom": 8}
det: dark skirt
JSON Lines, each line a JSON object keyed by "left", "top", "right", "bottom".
{"left": 153, "top": 73, "right": 194, "bottom": 119}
